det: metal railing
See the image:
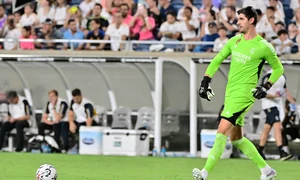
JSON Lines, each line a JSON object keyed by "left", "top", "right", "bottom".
{"left": 0, "top": 38, "right": 220, "bottom": 52}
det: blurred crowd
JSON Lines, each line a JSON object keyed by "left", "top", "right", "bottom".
{"left": 0, "top": 0, "right": 299, "bottom": 54}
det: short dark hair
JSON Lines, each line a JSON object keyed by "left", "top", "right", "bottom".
{"left": 275, "top": 21, "right": 285, "bottom": 27}
{"left": 226, "top": 5, "right": 236, "bottom": 12}
{"left": 94, "top": 3, "right": 102, "bottom": 9}
{"left": 91, "top": 18, "right": 100, "bottom": 25}
{"left": 22, "top": 25, "right": 31, "bottom": 32}
{"left": 72, "top": 88, "right": 81, "bottom": 96}
{"left": 166, "top": 11, "right": 177, "bottom": 18}
{"left": 277, "top": 29, "right": 288, "bottom": 36}
{"left": 255, "top": 9, "right": 262, "bottom": 16}
{"left": 48, "top": 89, "right": 58, "bottom": 96}
{"left": 68, "top": 19, "right": 75, "bottom": 25}
{"left": 218, "top": 26, "right": 227, "bottom": 31}
{"left": 120, "top": 3, "right": 129, "bottom": 10}
{"left": 266, "top": 6, "right": 275, "bottom": 12}
{"left": 184, "top": 6, "right": 193, "bottom": 13}
{"left": 6, "top": 91, "right": 18, "bottom": 100}
{"left": 25, "top": 2, "right": 35, "bottom": 10}
{"left": 237, "top": 6, "right": 258, "bottom": 25}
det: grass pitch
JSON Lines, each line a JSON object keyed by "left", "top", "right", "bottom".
{"left": 0, "top": 153, "right": 298, "bottom": 180}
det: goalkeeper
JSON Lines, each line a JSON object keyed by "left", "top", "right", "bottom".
{"left": 192, "top": 6, "right": 284, "bottom": 180}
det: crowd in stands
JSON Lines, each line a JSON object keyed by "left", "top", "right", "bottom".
{"left": 0, "top": 0, "right": 299, "bottom": 54}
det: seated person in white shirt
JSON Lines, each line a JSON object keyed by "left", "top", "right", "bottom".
{"left": 150, "top": 11, "right": 181, "bottom": 52}
{"left": 99, "top": 11, "right": 129, "bottom": 51}
{"left": 213, "top": 26, "right": 228, "bottom": 52}
{"left": 177, "top": 0, "right": 199, "bottom": 20}
{"left": 38, "top": 90, "right": 68, "bottom": 152}
{"left": 268, "top": 0, "right": 285, "bottom": 23}
{"left": 20, "top": 3, "right": 39, "bottom": 27}
{"left": 68, "top": 88, "right": 97, "bottom": 135}
{"left": 0, "top": 91, "right": 31, "bottom": 152}
{"left": 271, "top": 29, "right": 294, "bottom": 56}
{"left": 256, "top": 7, "right": 277, "bottom": 41}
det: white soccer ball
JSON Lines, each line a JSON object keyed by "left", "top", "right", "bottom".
{"left": 36, "top": 164, "right": 57, "bottom": 180}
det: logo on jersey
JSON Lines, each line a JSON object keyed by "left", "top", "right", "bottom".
{"left": 232, "top": 51, "right": 251, "bottom": 64}
{"left": 250, "top": 48, "right": 255, "bottom": 54}
{"left": 236, "top": 38, "right": 241, "bottom": 44}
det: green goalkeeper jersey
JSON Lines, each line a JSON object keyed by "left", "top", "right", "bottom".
{"left": 205, "top": 34, "right": 284, "bottom": 102}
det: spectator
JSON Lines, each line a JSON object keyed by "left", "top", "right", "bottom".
{"left": 85, "top": 19, "right": 105, "bottom": 50}
{"left": 199, "top": 9, "right": 217, "bottom": 38}
{"left": 150, "top": 11, "right": 181, "bottom": 52}
{"left": 64, "top": 6, "right": 85, "bottom": 30}
{"left": 20, "top": 26, "right": 35, "bottom": 50}
{"left": 159, "top": 0, "right": 177, "bottom": 22}
{"left": 38, "top": 90, "right": 68, "bottom": 152}
{"left": 37, "top": 0, "right": 55, "bottom": 25}
{"left": 256, "top": 7, "right": 277, "bottom": 41}
{"left": 86, "top": 3, "right": 109, "bottom": 32}
{"left": 0, "top": 5, "right": 7, "bottom": 31}
{"left": 158, "top": 12, "right": 180, "bottom": 37}
{"left": 220, "top": 0, "right": 240, "bottom": 21}
{"left": 54, "top": 0, "right": 68, "bottom": 29}
{"left": 14, "top": 11, "right": 22, "bottom": 29}
{"left": 243, "top": 0, "right": 267, "bottom": 13}
{"left": 130, "top": 5, "right": 155, "bottom": 40}
{"left": 274, "top": 21, "right": 286, "bottom": 34}
{"left": 213, "top": 27, "right": 228, "bottom": 52}
{"left": 35, "top": 18, "right": 63, "bottom": 50}
{"left": 0, "top": 91, "right": 31, "bottom": 152}
{"left": 199, "top": 0, "right": 219, "bottom": 23}
{"left": 294, "top": 8, "right": 300, "bottom": 30}
{"left": 106, "top": 0, "right": 124, "bottom": 14}
{"left": 177, "top": 0, "right": 199, "bottom": 20}
{"left": 146, "top": 0, "right": 161, "bottom": 39}
{"left": 79, "top": 0, "right": 95, "bottom": 18}
{"left": 271, "top": 29, "right": 294, "bottom": 55}
{"left": 180, "top": 6, "right": 199, "bottom": 51}
{"left": 63, "top": 19, "right": 84, "bottom": 50}
{"left": 67, "top": 88, "right": 97, "bottom": 135}
{"left": 268, "top": 0, "right": 285, "bottom": 23}
{"left": 0, "top": 17, "right": 21, "bottom": 50}
{"left": 194, "top": 22, "right": 219, "bottom": 52}
{"left": 220, "top": 5, "right": 238, "bottom": 38}
{"left": 120, "top": 3, "right": 133, "bottom": 26}
{"left": 288, "top": 22, "right": 300, "bottom": 53}
{"left": 99, "top": 11, "right": 129, "bottom": 51}
{"left": 20, "top": 3, "right": 39, "bottom": 27}
{"left": 290, "top": 0, "right": 300, "bottom": 11}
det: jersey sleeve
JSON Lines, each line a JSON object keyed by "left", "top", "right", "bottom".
{"left": 59, "top": 101, "right": 68, "bottom": 118}
{"left": 44, "top": 102, "right": 50, "bottom": 114}
{"left": 205, "top": 36, "right": 236, "bottom": 77}
{"left": 84, "top": 103, "right": 94, "bottom": 119}
{"left": 69, "top": 100, "right": 74, "bottom": 111}
{"left": 263, "top": 41, "right": 284, "bottom": 84}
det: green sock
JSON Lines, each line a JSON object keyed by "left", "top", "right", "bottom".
{"left": 203, "top": 133, "right": 227, "bottom": 172}
{"left": 232, "top": 137, "right": 267, "bottom": 169}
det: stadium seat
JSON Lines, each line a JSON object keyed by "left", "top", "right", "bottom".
{"left": 135, "top": 106, "right": 155, "bottom": 135}
{"left": 111, "top": 107, "right": 132, "bottom": 129}
{"left": 161, "top": 107, "right": 180, "bottom": 136}
{"left": 94, "top": 106, "right": 108, "bottom": 126}
{"left": 245, "top": 111, "right": 265, "bottom": 141}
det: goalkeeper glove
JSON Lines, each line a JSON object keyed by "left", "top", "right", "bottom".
{"left": 252, "top": 82, "right": 272, "bottom": 99}
{"left": 199, "top": 76, "right": 215, "bottom": 101}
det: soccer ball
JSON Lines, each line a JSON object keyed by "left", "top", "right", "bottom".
{"left": 36, "top": 164, "right": 57, "bottom": 180}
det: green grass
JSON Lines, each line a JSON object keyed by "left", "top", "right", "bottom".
{"left": 0, "top": 153, "right": 298, "bottom": 180}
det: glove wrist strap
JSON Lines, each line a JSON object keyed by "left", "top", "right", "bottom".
{"left": 203, "top": 76, "right": 212, "bottom": 84}
{"left": 263, "top": 82, "right": 272, "bottom": 90}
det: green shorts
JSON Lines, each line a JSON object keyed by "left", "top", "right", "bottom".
{"left": 220, "top": 99, "right": 254, "bottom": 126}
